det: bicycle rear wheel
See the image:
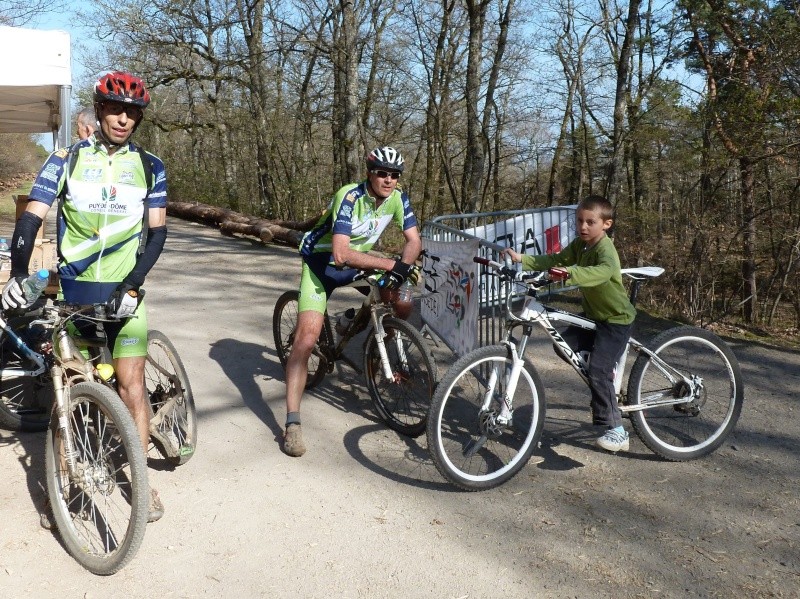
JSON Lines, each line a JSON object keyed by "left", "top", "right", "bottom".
{"left": 627, "top": 326, "right": 744, "bottom": 461}
{"left": 426, "top": 345, "right": 546, "bottom": 491}
{"left": 45, "top": 382, "right": 148, "bottom": 576}
{"left": 363, "top": 317, "right": 437, "bottom": 437}
{"left": 145, "top": 330, "right": 197, "bottom": 465}
{"left": 0, "top": 317, "right": 52, "bottom": 432}
{"left": 272, "top": 290, "right": 331, "bottom": 389}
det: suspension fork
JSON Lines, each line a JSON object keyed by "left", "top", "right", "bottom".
{"left": 50, "top": 363, "right": 80, "bottom": 474}
{"left": 369, "top": 307, "right": 404, "bottom": 381}
{"left": 484, "top": 327, "right": 531, "bottom": 424}
{"left": 51, "top": 329, "right": 98, "bottom": 476}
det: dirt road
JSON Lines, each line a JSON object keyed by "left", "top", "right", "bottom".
{"left": 0, "top": 217, "right": 797, "bottom": 598}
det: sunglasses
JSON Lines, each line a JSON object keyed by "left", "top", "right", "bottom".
{"left": 370, "top": 170, "right": 401, "bottom": 180}
{"left": 100, "top": 102, "right": 143, "bottom": 120}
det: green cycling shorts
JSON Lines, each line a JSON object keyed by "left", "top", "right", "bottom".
{"left": 298, "top": 254, "right": 360, "bottom": 314}
{"left": 69, "top": 299, "right": 149, "bottom": 359}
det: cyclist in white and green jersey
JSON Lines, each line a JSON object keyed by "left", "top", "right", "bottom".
{"left": 1, "top": 71, "right": 168, "bottom": 522}
{"left": 282, "top": 146, "right": 423, "bottom": 457}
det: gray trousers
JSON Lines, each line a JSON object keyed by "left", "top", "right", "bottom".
{"left": 561, "top": 320, "right": 633, "bottom": 428}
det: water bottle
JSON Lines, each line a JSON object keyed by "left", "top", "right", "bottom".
{"left": 96, "top": 363, "right": 117, "bottom": 386}
{"left": 22, "top": 269, "right": 50, "bottom": 302}
{"left": 335, "top": 307, "right": 356, "bottom": 335}
{"left": 393, "top": 278, "right": 414, "bottom": 320}
{"left": 0, "top": 238, "right": 8, "bottom": 252}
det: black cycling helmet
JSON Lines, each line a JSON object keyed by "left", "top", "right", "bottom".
{"left": 366, "top": 146, "right": 405, "bottom": 173}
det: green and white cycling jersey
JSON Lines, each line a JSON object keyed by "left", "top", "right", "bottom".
{"left": 299, "top": 181, "right": 417, "bottom": 258}
{"left": 27, "top": 137, "right": 167, "bottom": 305}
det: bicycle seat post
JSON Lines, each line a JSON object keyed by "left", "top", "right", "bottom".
{"left": 629, "top": 279, "right": 642, "bottom": 308}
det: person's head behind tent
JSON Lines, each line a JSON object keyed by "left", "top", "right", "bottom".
{"left": 76, "top": 106, "right": 95, "bottom": 140}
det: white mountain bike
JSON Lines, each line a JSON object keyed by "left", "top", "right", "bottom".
{"left": 426, "top": 257, "right": 744, "bottom": 491}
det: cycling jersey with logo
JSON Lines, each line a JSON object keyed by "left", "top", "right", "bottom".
{"left": 299, "top": 181, "right": 417, "bottom": 258}
{"left": 27, "top": 138, "right": 167, "bottom": 304}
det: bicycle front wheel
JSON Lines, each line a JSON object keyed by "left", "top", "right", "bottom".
{"left": 364, "top": 317, "right": 437, "bottom": 437}
{"left": 426, "top": 345, "right": 546, "bottom": 491}
{"left": 145, "top": 330, "right": 197, "bottom": 466}
{"left": 0, "top": 318, "right": 52, "bottom": 432}
{"left": 272, "top": 290, "right": 330, "bottom": 389}
{"left": 45, "top": 382, "right": 149, "bottom": 576}
{"left": 627, "top": 326, "right": 744, "bottom": 461}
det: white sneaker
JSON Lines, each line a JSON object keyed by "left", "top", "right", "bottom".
{"left": 596, "top": 427, "right": 629, "bottom": 452}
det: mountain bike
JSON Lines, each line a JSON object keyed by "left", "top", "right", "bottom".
{"left": 273, "top": 272, "right": 437, "bottom": 437}
{"left": 426, "top": 257, "right": 744, "bottom": 491}
{"left": 0, "top": 302, "right": 148, "bottom": 575}
{"left": 0, "top": 310, "right": 197, "bottom": 466}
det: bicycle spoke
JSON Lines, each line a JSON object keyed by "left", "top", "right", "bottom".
{"left": 144, "top": 331, "right": 196, "bottom": 465}
{"left": 427, "top": 347, "right": 545, "bottom": 490}
{"left": 365, "top": 318, "right": 436, "bottom": 438}
{"left": 56, "top": 395, "right": 135, "bottom": 556}
{"left": 628, "top": 327, "right": 743, "bottom": 460}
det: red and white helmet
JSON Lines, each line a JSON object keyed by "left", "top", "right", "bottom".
{"left": 366, "top": 146, "right": 405, "bottom": 173}
{"left": 94, "top": 71, "right": 151, "bottom": 108}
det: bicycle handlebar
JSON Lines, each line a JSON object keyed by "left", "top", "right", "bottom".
{"left": 473, "top": 256, "right": 551, "bottom": 286}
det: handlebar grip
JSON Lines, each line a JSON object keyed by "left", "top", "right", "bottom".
{"left": 473, "top": 257, "right": 490, "bottom": 266}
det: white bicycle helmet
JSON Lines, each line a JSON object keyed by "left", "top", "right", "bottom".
{"left": 366, "top": 146, "right": 405, "bottom": 173}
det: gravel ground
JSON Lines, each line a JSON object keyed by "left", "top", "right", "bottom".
{"left": 0, "top": 216, "right": 797, "bottom": 598}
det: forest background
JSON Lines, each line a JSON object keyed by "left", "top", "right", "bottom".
{"left": 1, "top": 0, "right": 800, "bottom": 346}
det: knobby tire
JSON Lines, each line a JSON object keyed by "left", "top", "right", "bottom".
{"left": 45, "top": 381, "right": 148, "bottom": 575}
{"left": 426, "top": 345, "right": 546, "bottom": 491}
{"left": 627, "top": 326, "right": 744, "bottom": 461}
{"left": 145, "top": 330, "right": 197, "bottom": 466}
{"left": 363, "top": 317, "right": 437, "bottom": 437}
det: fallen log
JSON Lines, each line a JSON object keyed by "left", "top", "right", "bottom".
{"left": 167, "top": 201, "right": 318, "bottom": 246}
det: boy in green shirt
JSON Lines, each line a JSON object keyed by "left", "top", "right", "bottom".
{"left": 503, "top": 195, "right": 635, "bottom": 452}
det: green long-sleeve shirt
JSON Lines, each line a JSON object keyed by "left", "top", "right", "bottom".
{"left": 520, "top": 234, "right": 636, "bottom": 325}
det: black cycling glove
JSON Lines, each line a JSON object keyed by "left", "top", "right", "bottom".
{"left": 378, "top": 261, "right": 416, "bottom": 290}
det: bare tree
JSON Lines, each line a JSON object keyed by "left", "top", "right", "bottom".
{"left": 0, "top": 0, "right": 66, "bottom": 26}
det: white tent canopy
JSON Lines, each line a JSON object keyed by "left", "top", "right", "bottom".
{"left": 0, "top": 26, "right": 72, "bottom": 148}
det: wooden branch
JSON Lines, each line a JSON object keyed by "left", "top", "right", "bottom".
{"left": 167, "top": 201, "right": 319, "bottom": 247}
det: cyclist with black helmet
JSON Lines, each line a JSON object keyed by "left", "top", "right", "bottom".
{"left": 1, "top": 71, "right": 169, "bottom": 521}
{"left": 281, "top": 146, "right": 422, "bottom": 457}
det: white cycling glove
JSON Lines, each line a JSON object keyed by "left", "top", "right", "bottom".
{"left": 1, "top": 276, "right": 33, "bottom": 311}
{"left": 107, "top": 284, "right": 142, "bottom": 319}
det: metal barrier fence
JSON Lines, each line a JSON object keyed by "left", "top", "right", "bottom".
{"left": 420, "top": 206, "right": 577, "bottom": 356}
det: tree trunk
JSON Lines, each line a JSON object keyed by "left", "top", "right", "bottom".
{"left": 167, "top": 201, "right": 318, "bottom": 247}
{"left": 740, "top": 156, "right": 757, "bottom": 323}
{"left": 462, "top": 0, "right": 489, "bottom": 214}
{"left": 603, "top": 0, "right": 640, "bottom": 204}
